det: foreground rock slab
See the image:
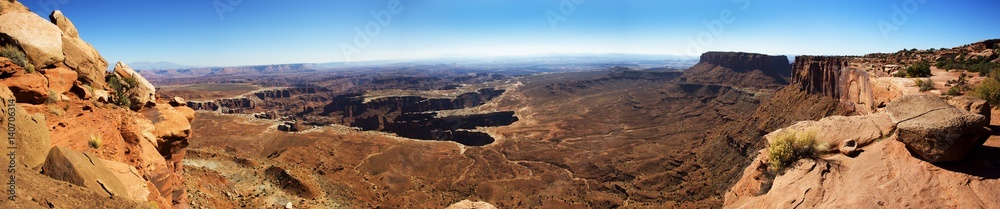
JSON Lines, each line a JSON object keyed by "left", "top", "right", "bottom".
{"left": 887, "top": 95, "right": 989, "bottom": 163}
{"left": 725, "top": 139, "right": 1000, "bottom": 208}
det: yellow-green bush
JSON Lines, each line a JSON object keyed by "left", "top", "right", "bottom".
{"left": 89, "top": 134, "right": 102, "bottom": 149}
{"left": 767, "top": 130, "right": 825, "bottom": 172}
{"left": 975, "top": 70, "right": 1000, "bottom": 106}
{"left": 914, "top": 78, "right": 934, "bottom": 92}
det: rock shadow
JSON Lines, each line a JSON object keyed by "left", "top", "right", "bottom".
{"left": 936, "top": 144, "right": 1000, "bottom": 179}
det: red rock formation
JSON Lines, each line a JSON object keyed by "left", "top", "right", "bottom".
{"left": 680, "top": 52, "right": 792, "bottom": 89}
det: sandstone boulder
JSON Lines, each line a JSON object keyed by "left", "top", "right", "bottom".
{"left": 0, "top": 1, "right": 30, "bottom": 15}
{"left": 0, "top": 57, "right": 50, "bottom": 104}
{"left": 70, "top": 82, "right": 92, "bottom": 100}
{"left": 94, "top": 89, "right": 110, "bottom": 103}
{"left": 41, "top": 146, "right": 129, "bottom": 198}
{"left": 0, "top": 12, "right": 64, "bottom": 67}
{"left": 446, "top": 200, "right": 499, "bottom": 209}
{"left": 887, "top": 95, "right": 989, "bottom": 162}
{"left": 725, "top": 139, "right": 1000, "bottom": 208}
{"left": 169, "top": 96, "right": 186, "bottom": 107}
{"left": 174, "top": 105, "right": 196, "bottom": 122}
{"left": 142, "top": 104, "right": 192, "bottom": 144}
{"left": 0, "top": 84, "right": 50, "bottom": 168}
{"left": 947, "top": 95, "right": 991, "bottom": 122}
{"left": 113, "top": 62, "right": 156, "bottom": 110}
{"left": 53, "top": 10, "right": 108, "bottom": 88}
{"left": 42, "top": 65, "right": 77, "bottom": 96}
{"left": 101, "top": 159, "right": 150, "bottom": 202}
{"left": 765, "top": 113, "right": 895, "bottom": 153}
{"left": 61, "top": 36, "right": 108, "bottom": 88}
{"left": 48, "top": 10, "right": 77, "bottom": 38}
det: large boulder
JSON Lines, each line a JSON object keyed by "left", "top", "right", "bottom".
{"left": 48, "top": 10, "right": 77, "bottom": 37}
{"left": 41, "top": 146, "right": 129, "bottom": 198}
{"left": 113, "top": 62, "right": 156, "bottom": 110}
{"left": 174, "top": 105, "right": 196, "bottom": 122}
{"left": 42, "top": 65, "right": 78, "bottom": 96}
{"left": 887, "top": 95, "right": 989, "bottom": 163}
{"left": 947, "top": 95, "right": 991, "bottom": 122}
{"left": 51, "top": 11, "right": 108, "bottom": 88}
{"left": 0, "top": 84, "right": 51, "bottom": 168}
{"left": 0, "top": 1, "right": 30, "bottom": 15}
{"left": 0, "top": 12, "right": 64, "bottom": 67}
{"left": 101, "top": 159, "right": 150, "bottom": 202}
{"left": 142, "top": 105, "right": 192, "bottom": 144}
{"left": 446, "top": 200, "right": 499, "bottom": 209}
{"left": 765, "top": 113, "right": 896, "bottom": 153}
{"left": 0, "top": 57, "right": 49, "bottom": 104}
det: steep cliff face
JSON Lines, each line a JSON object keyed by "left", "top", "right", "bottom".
{"left": 679, "top": 52, "right": 792, "bottom": 89}
{"left": 0, "top": 2, "right": 195, "bottom": 208}
{"left": 792, "top": 56, "right": 908, "bottom": 114}
{"left": 726, "top": 43, "right": 1000, "bottom": 208}
{"left": 321, "top": 88, "right": 514, "bottom": 146}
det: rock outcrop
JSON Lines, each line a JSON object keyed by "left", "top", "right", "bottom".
{"left": 265, "top": 165, "right": 324, "bottom": 199}
{"left": 42, "top": 65, "right": 77, "bottom": 96}
{"left": 679, "top": 52, "right": 791, "bottom": 89}
{"left": 765, "top": 113, "right": 895, "bottom": 154}
{"left": 0, "top": 84, "right": 50, "bottom": 168}
{"left": 114, "top": 62, "right": 157, "bottom": 110}
{"left": 51, "top": 10, "right": 109, "bottom": 88}
{"left": 41, "top": 146, "right": 130, "bottom": 199}
{"left": 0, "top": 3, "right": 196, "bottom": 208}
{"left": 139, "top": 103, "right": 194, "bottom": 206}
{"left": 446, "top": 200, "right": 499, "bottom": 209}
{"left": 793, "top": 55, "right": 926, "bottom": 115}
{"left": 0, "top": 57, "right": 50, "bottom": 104}
{"left": 725, "top": 138, "right": 1000, "bottom": 208}
{"left": 0, "top": 12, "right": 64, "bottom": 67}
{"left": 887, "top": 95, "right": 989, "bottom": 162}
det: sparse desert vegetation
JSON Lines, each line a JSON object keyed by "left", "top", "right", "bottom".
{"left": 89, "top": 134, "right": 103, "bottom": 149}
{"left": 974, "top": 70, "right": 1000, "bottom": 106}
{"left": 915, "top": 78, "right": 934, "bottom": 92}
{"left": 766, "top": 130, "right": 826, "bottom": 173}
{"left": 0, "top": 44, "right": 32, "bottom": 73}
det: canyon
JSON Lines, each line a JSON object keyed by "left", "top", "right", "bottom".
{"left": 0, "top": 0, "right": 997, "bottom": 207}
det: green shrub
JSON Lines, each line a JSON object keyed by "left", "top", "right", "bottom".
{"left": 946, "top": 85, "right": 962, "bottom": 96}
{"left": 905, "top": 61, "right": 932, "bottom": 77}
{"left": 767, "top": 130, "right": 825, "bottom": 172}
{"left": 0, "top": 44, "right": 30, "bottom": 71}
{"left": 974, "top": 70, "right": 1000, "bottom": 106}
{"left": 106, "top": 75, "right": 137, "bottom": 108}
{"left": 914, "top": 79, "right": 933, "bottom": 92}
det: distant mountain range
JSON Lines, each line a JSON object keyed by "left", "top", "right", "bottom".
{"left": 125, "top": 61, "right": 199, "bottom": 71}
{"left": 127, "top": 54, "right": 702, "bottom": 79}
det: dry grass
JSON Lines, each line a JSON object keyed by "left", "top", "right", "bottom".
{"left": 89, "top": 134, "right": 102, "bottom": 149}
{"left": 767, "top": 129, "right": 827, "bottom": 172}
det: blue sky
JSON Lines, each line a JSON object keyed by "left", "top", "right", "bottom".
{"left": 25, "top": 0, "right": 1000, "bottom": 66}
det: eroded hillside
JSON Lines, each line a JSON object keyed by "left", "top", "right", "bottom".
{"left": 0, "top": 1, "right": 197, "bottom": 208}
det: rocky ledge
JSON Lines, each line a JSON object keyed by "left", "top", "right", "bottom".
{"left": 0, "top": 1, "right": 197, "bottom": 208}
